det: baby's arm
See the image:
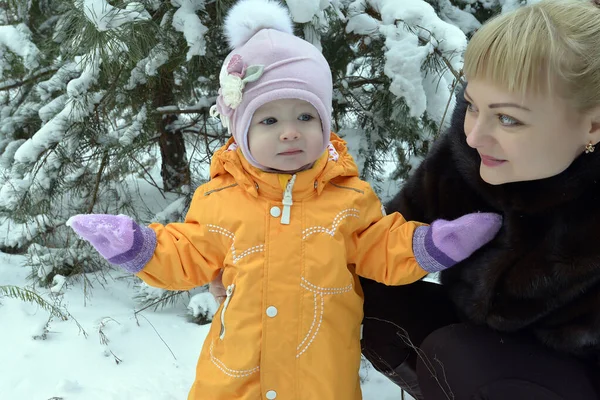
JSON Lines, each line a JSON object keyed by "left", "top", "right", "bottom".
{"left": 68, "top": 190, "right": 225, "bottom": 291}
{"left": 349, "top": 184, "right": 501, "bottom": 285}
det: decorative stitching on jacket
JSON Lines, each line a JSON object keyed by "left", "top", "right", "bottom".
{"left": 302, "top": 209, "right": 360, "bottom": 240}
{"left": 297, "top": 277, "right": 353, "bottom": 357}
{"left": 210, "top": 341, "right": 260, "bottom": 378}
{"left": 297, "top": 293, "right": 323, "bottom": 357}
{"left": 300, "top": 277, "right": 353, "bottom": 294}
{"left": 207, "top": 224, "right": 264, "bottom": 264}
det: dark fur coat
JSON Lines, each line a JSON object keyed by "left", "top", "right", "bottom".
{"left": 385, "top": 92, "right": 600, "bottom": 361}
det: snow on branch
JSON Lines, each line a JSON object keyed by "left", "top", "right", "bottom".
{"left": 124, "top": 44, "right": 171, "bottom": 90}
{"left": 14, "top": 55, "right": 102, "bottom": 164}
{"left": 286, "top": 0, "right": 323, "bottom": 23}
{"left": 346, "top": 0, "right": 467, "bottom": 121}
{"left": 0, "top": 67, "right": 58, "bottom": 92}
{"left": 0, "top": 24, "right": 41, "bottom": 76}
{"left": 0, "top": 215, "right": 53, "bottom": 249}
{"left": 171, "top": 0, "right": 209, "bottom": 60}
{"left": 76, "top": 0, "right": 151, "bottom": 32}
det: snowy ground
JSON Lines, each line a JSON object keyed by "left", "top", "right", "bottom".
{"left": 0, "top": 253, "right": 410, "bottom": 400}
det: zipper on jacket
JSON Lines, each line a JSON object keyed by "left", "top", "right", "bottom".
{"left": 281, "top": 174, "right": 297, "bottom": 225}
{"left": 219, "top": 284, "right": 235, "bottom": 340}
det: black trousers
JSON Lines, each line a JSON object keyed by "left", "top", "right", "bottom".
{"left": 360, "top": 279, "right": 600, "bottom": 400}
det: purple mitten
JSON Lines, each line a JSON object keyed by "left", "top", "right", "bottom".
{"left": 413, "top": 213, "right": 502, "bottom": 273}
{"left": 67, "top": 214, "right": 156, "bottom": 273}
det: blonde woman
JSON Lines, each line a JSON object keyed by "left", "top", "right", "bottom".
{"left": 359, "top": 0, "right": 600, "bottom": 398}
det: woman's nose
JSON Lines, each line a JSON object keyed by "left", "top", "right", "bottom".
{"left": 465, "top": 118, "right": 489, "bottom": 149}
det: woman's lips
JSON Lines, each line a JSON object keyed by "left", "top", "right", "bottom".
{"left": 480, "top": 154, "right": 507, "bottom": 167}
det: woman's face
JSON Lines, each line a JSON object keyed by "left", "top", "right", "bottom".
{"left": 463, "top": 80, "right": 600, "bottom": 185}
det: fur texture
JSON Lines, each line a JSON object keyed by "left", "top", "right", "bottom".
{"left": 224, "top": 0, "right": 294, "bottom": 49}
{"left": 377, "top": 89, "right": 600, "bottom": 361}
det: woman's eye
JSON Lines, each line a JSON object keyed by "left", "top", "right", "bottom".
{"left": 498, "top": 114, "right": 522, "bottom": 127}
{"left": 261, "top": 117, "right": 277, "bottom": 125}
{"left": 465, "top": 101, "right": 477, "bottom": 113}
{"left": 299, "top": 114, "right": 314, "bottom": 122}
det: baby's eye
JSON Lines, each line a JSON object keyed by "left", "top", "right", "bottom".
{"left": 261, "top": 117, "right": 277, "bottom": 125}
{"left": 298, "top": 114, "right": 314, "bottom": 122}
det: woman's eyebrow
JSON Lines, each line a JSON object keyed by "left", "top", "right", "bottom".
{"left": 464, "top": 90, "right": 531, "bottom": 111}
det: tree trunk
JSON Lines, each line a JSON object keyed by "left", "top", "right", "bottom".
{"left": 153, "top": 69, "right": 191, "bottom": 191}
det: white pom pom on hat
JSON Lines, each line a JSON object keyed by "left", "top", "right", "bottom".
{"left": 224, "top": 0, "right": 294, "bottom": 49}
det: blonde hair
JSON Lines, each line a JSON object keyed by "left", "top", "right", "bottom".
{"left": 463, "top": 0, "right": 600, "bottom": 111}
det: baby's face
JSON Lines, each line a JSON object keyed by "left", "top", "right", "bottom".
{"left": 247, "top": 99, "right": 324, "bottom": 172}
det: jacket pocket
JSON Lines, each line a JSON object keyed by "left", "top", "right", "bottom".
{"left": 208, "top": 280, "right": 261, "bottom": 379}
{"left": 219, "top": 283, "right": 235, "bottom": 340}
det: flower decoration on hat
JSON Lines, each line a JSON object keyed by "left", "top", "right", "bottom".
{"left": 221, "top": 54, "right": 264, "bottom": 108}
{"left": 210, "top": 54, "right": 264, "bottom": 130}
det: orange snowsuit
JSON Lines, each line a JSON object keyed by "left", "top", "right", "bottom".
{"left": 137, "top": 133, "right": 428, "bottom": 399}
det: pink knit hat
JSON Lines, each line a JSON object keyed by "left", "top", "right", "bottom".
{"left": 210, "top": 0, "right": 333, "bottom": 170}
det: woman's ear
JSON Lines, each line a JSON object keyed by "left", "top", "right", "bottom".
{"left": 588, "top": 106, "right": 600, "bottom": 145}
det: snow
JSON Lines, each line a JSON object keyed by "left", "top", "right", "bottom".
{"left": 0, "top": 256, "right": 204, "bottom": 400}
{"left": 0, "top": 176, "right": 31, "bottom": 212}
{"left": 378, "top": 0, "right": 466, "bottom": 119}
{"left": 437, "top": 0, "right": 481, "bottom": 34}
{"left": 500, "top": 0, "right": 543, "bottom": 12}
{"left": 381, "top": 25, "right": 431, "bottom": 118}
{"left": 422, "top": 71, "right": 457, "bottom": 129}
{"left": 377, "top": 0, "right": 467, "bottom": 71}
{"left": 0, "top": 24, "right": 40, "bottom": 74}
{"left": 13, "top": 56, "right": 101, "bottom": 164}
{"left": 124, "top": 45, "right": 171, "bottom": 90}
{"left": 114, "top": 106, "right": 148, "bottom": 146}
{"left": 188, "top": 292, "right": 219, "bottom": 320}
{"left": 0, "top": 140, "right": 24, "bottom": 169}
{"left": 77, "top": 0, "right": 151, "bottom": 32}
{"left": 13, "top": 101, "right": 68, "bottom": 163}
{"left": 0, "top": 254, "right": 410, "bottom": 400}
{"left": 66, "top": 55, "right": 101, "bottom": 98}
{"left": 37, "top": 62, "right": 80, "bottom": 100}
{"left": 286, "top": 0, "right": 322, "bottom": 23}
{"left": 171, "top": 0, "right": 209, "bottom": 60}
{"left": 38, "top": 94, "right": 67, "bottom": 122}
{"left": 499, "top": 0, "right": 523, "bottom": 12}
{"left": 344, "top": 0, "right": 467, "bottom": 121}
{"left": 346, "top": 13, "right": 380, "bottom": 35}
